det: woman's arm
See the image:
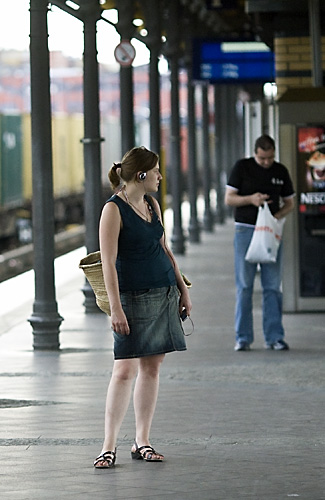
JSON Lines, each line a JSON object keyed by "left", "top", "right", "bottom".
{"left": 151, "top": 198, "right": 192, "bottom": 316}
{"left": 99, "top": 202, "right": 130, "bottom": 335}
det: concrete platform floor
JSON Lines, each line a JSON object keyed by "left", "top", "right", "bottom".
{"left": 0, "top": 219, "right": 324, "bottom": 499}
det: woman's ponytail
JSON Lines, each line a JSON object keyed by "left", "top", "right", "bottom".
{"left": 108, "top": 162, "right": 122, "bottom": 190}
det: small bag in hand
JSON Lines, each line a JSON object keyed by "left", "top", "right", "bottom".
{"left": 245, "top": 202, "right": 285, "bottom": 264}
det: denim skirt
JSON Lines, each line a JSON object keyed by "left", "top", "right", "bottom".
{"left": 113, "top": 285, "right": 187, "bottom": 359}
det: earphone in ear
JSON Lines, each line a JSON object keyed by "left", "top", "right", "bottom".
{"left": 138, "top": 172, "right": 147, "bottom": 181}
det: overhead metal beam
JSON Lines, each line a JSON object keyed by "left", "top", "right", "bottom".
{"left": 246, "top": 0, "right": 322, "bottom": 12}
{"left": 49, "top": 0, "right": 84, "bottom": 20}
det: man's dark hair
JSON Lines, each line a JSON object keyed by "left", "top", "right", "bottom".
{"left": 254, "top": 135, "right": 275, "bottom": 153}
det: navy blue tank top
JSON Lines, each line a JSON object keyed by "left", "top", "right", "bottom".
{"left": 107, "top": 194, "right": 176, "bottom": 292}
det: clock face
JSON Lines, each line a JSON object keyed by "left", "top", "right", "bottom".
{"left": 114, "top": 40, "right": 136, "bottom": 66}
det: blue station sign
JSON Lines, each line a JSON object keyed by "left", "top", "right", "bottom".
{"left": 192, "top": 39, "right": 275, "bottom": 84}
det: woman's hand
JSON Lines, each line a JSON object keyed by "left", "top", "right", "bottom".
{"left": 179, "top": 288, "right": 192, "bottom": 317}
{"left": 111, "top": 309, "right": 130, "bottom": 335}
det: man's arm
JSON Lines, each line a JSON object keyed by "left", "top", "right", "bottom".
{"left": 225, "top": 187, "right": 270, "bottom": 208}
{"left": 274, "top": 196, "right": 295, "bottom": 220}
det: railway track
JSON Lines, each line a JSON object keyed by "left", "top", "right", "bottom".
{"left": 0, "top": 225, "right": 85, "bottom": 282}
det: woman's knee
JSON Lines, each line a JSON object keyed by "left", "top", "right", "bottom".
{"left": 112, "top": 359, "right": 138, "bottom": 381}
{"left": 139, "top": 354, "right": 165, "bottom": 377}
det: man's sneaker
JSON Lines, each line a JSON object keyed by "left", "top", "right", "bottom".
{"left": 234, "top": 341, "right": 250, "bottom": 351}
{"left": 265, "top": 340, "right": 289, "bottom": 351}
{"left": 273, "top": 340, "right": 289, "bottom": 350}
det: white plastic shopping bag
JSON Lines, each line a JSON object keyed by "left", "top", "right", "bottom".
{"left": 245, "top": 202, "right": 285, "bottom": 263}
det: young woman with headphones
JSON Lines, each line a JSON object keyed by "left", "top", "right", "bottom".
{"left": 94, "top": 146, "right": 192, "bottom": 469}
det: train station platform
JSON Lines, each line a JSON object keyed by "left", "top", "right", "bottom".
{"left": 0, "top": 216, "right": 324, "bottom": 499}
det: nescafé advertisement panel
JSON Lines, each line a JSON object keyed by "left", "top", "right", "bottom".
{"left": 297, "top": 126, "right": 325, "bottom": 215}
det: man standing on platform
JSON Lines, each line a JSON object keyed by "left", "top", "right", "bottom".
{"left": 225, "top": 135, "right": 295, "bottom": 352}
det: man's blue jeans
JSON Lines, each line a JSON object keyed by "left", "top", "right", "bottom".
{"left": 234, "top": 224, "right": 285, "bottom": 346}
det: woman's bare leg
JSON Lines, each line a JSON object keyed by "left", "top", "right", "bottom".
{"left": 96, "top": 358, "right": 138, "bottom": 466}
{"left": 132, "top": 354, "right": 165, "bottom": 459}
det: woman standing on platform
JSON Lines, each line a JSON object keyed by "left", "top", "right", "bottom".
{"left": 94, "top": 146, "right": 192, "bottom": 468}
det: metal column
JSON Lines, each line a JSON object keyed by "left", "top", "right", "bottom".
{"left": 117, "top": 0, "right": 135, "bottom": 154}
{"left": 28, "top": 0, "right": 63, "bottom": 349}
{"left": 164, "top": 0, "right": 185, "bottom": 254}
{"left": 141, "top": 0, "right": 162, "bottom": 205}
{"left": 201, "top": 84, "right": 214, "bottom": 232}
{"left": 309, "top": 0, "right": 323, "bottom": 87}
{"left": 214, "top": 85, "right": 225, "bottom": 224}
{"left": 80, "top": 4, "right": 104, "bottom": 313}
{"left": 187, "top": 72, "right": 200, "bottom": 243}
{"left": 141, "top": 0, "right": 161, "bottom": 155}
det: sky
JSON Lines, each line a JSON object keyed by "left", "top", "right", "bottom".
{"left": 0, "top": 0, "right": 150, "bottom": 66}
